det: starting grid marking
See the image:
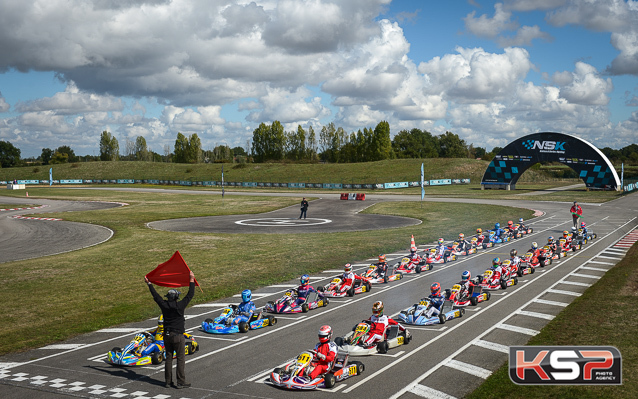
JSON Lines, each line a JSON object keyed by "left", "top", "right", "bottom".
{"left": 0, "top": 205, "right": 48, "bottom": 211}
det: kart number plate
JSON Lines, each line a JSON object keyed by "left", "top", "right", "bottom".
{"left": 297, "top": 353, "right": 312, "bottom": 363}
{"left": 348, "top": 365, "right": 357, "bottom": 375}
{"left": 397, "top": 336, "right": 404, "bottom": 345}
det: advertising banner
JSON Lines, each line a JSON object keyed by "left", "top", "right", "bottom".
{"left": 429, "top": 179, "right": 452, "bottom": 186}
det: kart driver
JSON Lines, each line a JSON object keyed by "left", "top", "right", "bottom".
{"left": 232, "top": 289, "right": 256, "bottom": 325}
{"left": 474, "top": 228, "right": 486, "bottom": 245}
{"left": 376, "top": 254, "right": 389, "bottom": 277}
{"left": 424, "top": 282, "right": 445, "bottom": 317}
{"left": 580, "top": 222, "right": 589, "bottom": 236}
{"left": 434, "top": 238, "right": 447, "bottom": 258}
{"left": 363, "top": 301, "right": 405, "bottom": 348}
{"left": 457, "top": 271, "right": 477, "bottom": 302}
{"left": 490, "top": 257, "right": 506, "bottom": 281}
{"left": 492, "top": 223, "right": 506, "bottom": 239}
{"left": 562, "top": 230, "right": 573, "bottom": 244}
{"left": 509, "top": 249, "right": 521, "bottom": 269}
{"left": 455, "top": 233, "right": 470, "bottom": 253}
{"left": 139, "top": 315, "right": 165, "bottom": 356}
{"left": 408, "top": 248, "right": 421, "bottom": 265}
{"left": 307, "top": 325, "right": 338, "bottom": 380}
{"left": 547, "top": 236, "right": 558, "bottom": 253}
{"left": 342, "top": 264, "right": 363, "bottom": 288}
{"left": 518, "top": 217, "right": 528, "bottom": 230}
{"left": 295, "top": 274, "right": 320, "bottom": 306}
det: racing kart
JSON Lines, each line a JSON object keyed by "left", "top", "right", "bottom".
{"left": 359, "top": 264, "right": 403, "bottom": 284}
{"left": 395, "top": 256, "right": 432, "bottom": 273}
{"left": 501, "top": 259, "right": 519, "bottom": 279}
{"left": 475, "top": 234, "right": 494, "bottom": 249}
{"left": 106, "top": 331, "right": 198, "bottom": 366}
{"left": 422, "top": 249, "right": 456, "bottom": 265}
{"left": 445, "top": 283, "right": 490, "bottom": 307}
{"left": 516, "top": 223, "right": 533, "bottom": 235}
{"left": 560, "top": 237, "right": 581, "bottom": 252}
{"left": 398, "top": 297, "right": 464, "bottom": 325}
{"left": 269, "top": 350, "right": 364, "bottom": 390}
{"left": 535, "top": 247, "right": 554, "bottom": 267}
{"left": 334, "top": 321, "right": 411, "bottom": 356}
{"left": 488, "top": 230, "right": 511, "bottom": 244}
{"left": 448, "top": 241, "right": 478, "bottom": 256}
{"left": 517, "top": 253, "right": 537, "bottom": 276}
{"left": 201, "top": 305, "right": 277, "bottom": 334}
{"left": 264, "top": 289, "right": 328, "bottom": 314}
{"left": 318, "top": 276, "right": 371, "bottom": 298}
{"left": 578, "top": 228, "right": 597, "bottom": 241}
{"left": 478, "top": 269, "right": 518, "bottom": 290}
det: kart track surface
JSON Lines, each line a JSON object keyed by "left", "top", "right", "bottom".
{"left": 0, "top": 197, "right": 121, "bottom": 264}
{"left": 1, "top": 188, "right": 638, "bottom": 399}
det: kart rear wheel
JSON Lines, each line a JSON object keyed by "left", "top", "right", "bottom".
{"left": 529, "top": 228, "right": 534, "bottom": 233}
{"left": 273, "top": 367, "right": 284, "bottom": 375}
{"left": 438, "top": 314, "right": 446, "bottom": 324}
{"left": 151, "top": 351, "right": 164, "bottom": 365}
{"left": 317, "top": 286, "right": 325, "bottom": 292}
{"left": 500, "top": 280, "right": 508, "bottom": 289}
{"left": 482, "top": 243, "right": 488, "bottom": 249}
{"left": 347, "top": 286, "right": 355, "bottom": 297}
{"left": 513, "top": 277, "right": 519, "bottom": 285}
{"left": 557, "top": 252, "right": 562, "bottom": 259}
{"left": 403, "top": 332, "right": 412, "bottom": 344}
{"left": 204, "top": 318, "right": 213, "bottom": 324}
{"left": 477, "top": 275, "right": 483, "bottom": 284}
{"left": 416, "top": 265, "right": 422, "bottom": 273}
{"left": 486, "top": 292, "right": 491, "bottom": 300}
{"left": 377, "top": 340, "right": 389, "bottom": 354}
{"left": 517, "top": 269, "right": 523, "bottom": 277}
{"left": 323, "top": 297, "right": 329, "bottom": 307}
{"left": 111, "top": 347, "right": 121, "bottom": 354}
{"left": 267, "top": 315, "right": 277, "bottom": 326}
{"left": 335, "top": 337, "right": 344, "bottom": 346}
{"left": 530, "top": 267, "right": 535, "bottom": 274}
{"left": 365, "top": 282, "right": 372, "bottom": 292}
{"left": 383, "top": 275, "right": 388, "bottom": 284}
{"left": 324, "top": 373, "right": 336, "bottom": 388}
{"left": 444, "top": 289, "right": 451, "bottom": 300}
{"left": 593, "top": 233, "right": 597, "bottom": 239}
{"left": 301, "top": 303, "right": 309, "bottom": 313}
{"left": 470, "top": 296, "right": 478, "bottom": 306}
{"left": 352, "top": 361, "right": 365, "bottom": 374}
{"left": 238, "top": 321, "right": 249, "bottom": 333}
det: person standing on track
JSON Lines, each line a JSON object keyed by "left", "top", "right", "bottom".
{"left": 570, "top": 201, "right": 583, "bottom": 228}
{"left": 299, "top": 197, "right": 309, "bottom": 219}
{"left": 145, "top": 271, "right": 195, "bottom": 389}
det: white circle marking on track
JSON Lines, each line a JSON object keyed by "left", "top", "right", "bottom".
{"left": 235, "top": 218, "right": 332, "bottom": 227}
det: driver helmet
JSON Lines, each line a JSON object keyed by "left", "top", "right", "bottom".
{"left": 531, "top": 242, "right": 538, "bottom": 249}
{"left": 563, "top": 230, "right": 569, "bottom": 237}
{"left": 438, "top": 238, "right": 444, "bottom": 245}
{"left": 318, "top": 325, "right": 332, "bottom": 343}
{"left": 378, "top": 254, "right": 387, "bottom": 263}
{"left": 344, "top": 263, "right": 352, "bottom": 273}
{"left": 458, "top": 233, "right": 465, "bottom": 240}
{"left": 166, "top": 289, "right": 181, "bottom": 301}
{"left": 581, "top": 222, "right": 586, "bottom": 228}
{"left": 492, "top": 257, "right": 501, "bottom": 266}
{"left": 507, "top": 220, "right": 513, "bottom": 227}
{"left": 495, "top": 222, "right": 500, "bottom": 229}
{"left": 300, "top": 274, "right": 310, "bottom": 286}
{"left": 430, "top": 282, "right": 441, "bottom": 296}
{"left": 548, "top": 236, "right": 554, "bottom": 243}
{"left": 477, "top": 228, "right": 483, "bottom": 234}
{"left": 461, "top": 270, "right": 471, "bottom": 281}
{"left": 510, "top": 249, "right": 517, "bottom": 257}
{"left": 519, "top": 217, "right": 524, "bottom": 223}
{"left": 241, "top": 289, "right": 252, "bottom": 303}
{"left": 410, "top": 247, "right": 417, "bottom": 254}
{"left": 571, "top": 227, "right": 577, "bottom": 233}
{"left": 430, "top": 248, "right": 437, "bottom": 254}
{"left": 372, "top": 301, "right": 384, "bottom": 316}
{"left": 157, "top": 314, "right": 164, "bottom": 326}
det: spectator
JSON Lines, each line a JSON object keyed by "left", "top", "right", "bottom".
{"left": 570, "top": 201, "right": 582, "bottom": 228}
{"left": 299, "top": 197, "right": 309, "bottom": 219}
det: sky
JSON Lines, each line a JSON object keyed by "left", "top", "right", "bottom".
{"left": 0, "top": 0, "right": 637, "bottom": 159}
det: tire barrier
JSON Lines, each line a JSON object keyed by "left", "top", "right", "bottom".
{"left": 340, "top": 193, "right": 366, "bottom": 200}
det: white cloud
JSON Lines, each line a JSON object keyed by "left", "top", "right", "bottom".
{"left": 498, "top": 25, "right": 553, "bottom": 47}
{"left": 557, "top": 62, "right": 613, "bottom": 106}
{"left": 0, "top": 92, "right": 9, "bottom": 113}
{"left": 464, "top": 3, "right": 518, "bottom": 39}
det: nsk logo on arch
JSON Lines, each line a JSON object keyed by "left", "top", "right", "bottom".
{"left": 522, "top": 140, "right": 566, "bottom": 151}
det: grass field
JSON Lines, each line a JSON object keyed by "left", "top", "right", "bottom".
{"left": 0, "top": 187, "right": 535, "bottom": 355}
{"left": 467, "top": 242, "right": 638, "bottom": 399}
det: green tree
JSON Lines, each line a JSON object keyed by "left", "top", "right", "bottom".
{"left": 306, "top": 125, "right": 317, "bottom": 160}
{"left": 54, "top": 146, "right": 78, "bottom": 163}
{"left": 173, "top": 132, "right": 189, "bottom": 163}
{"left": 0, "top": 141, "right": 20, "bottom": 168}
{"left": 391, "top": 128, "right": 439, "bottom": 159}
{"left": 438, "top": 131, "right": 467, "bottom": 158}
{"left": 134, "top": 136, "right": 149, "bottom": 161}
{"left": 231, "top": 146, "right": 247, "bottom": 157}
{"left": 188, "top": 133, "right": 202, "bottom": 163}
{"left": 368, "top": 121, "right": 394, "bottom": 161}
{"left": 251, "top": 121, "right": 285, "bottom": 162}
{"left": 49, "top": 151, "right": 69, "bottom": 164}
{"left": 99, "top": 131, "right": 119, "bottom": 161}
{"left": 40, "top": 148, "right": 53, "bottom": 165}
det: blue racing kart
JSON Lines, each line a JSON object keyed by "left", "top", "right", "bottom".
{"left": 398, "top": 298, "right": 464, "bottom": 325}
{"left": 201, "top": 304, "right": 277, "bottom": 334}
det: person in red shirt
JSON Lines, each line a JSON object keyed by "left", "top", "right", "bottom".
{"left": 362, "top": 301, "right": 405, "bottom": 347}
{"left": 307, "top": 325, "right": 338, "bottom": 380}
{"left": 570, "top": 201, "right": 583, "bottom": 228}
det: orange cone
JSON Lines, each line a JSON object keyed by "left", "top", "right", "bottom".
{"left": 410, "top": 234, "right": 416, "bottom": 249}
{"left": 26, "top": 192, "right": 29, "bottom": 197}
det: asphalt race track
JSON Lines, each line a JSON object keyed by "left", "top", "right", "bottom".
{"left": 1, "top": 189, "right": 637, "bottom": 399}
{"left": 0, "top": 197, "right": 120, "bottom": 263}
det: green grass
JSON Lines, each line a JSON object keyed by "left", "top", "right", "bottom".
{"left": 0, "top": 187, "right": 534, "bottom": 355}
{"left": 0, "top": 159, "right": 556, "bottom": 184}
{"left": 467, "top": 242, "right": 638, "bottom": 399}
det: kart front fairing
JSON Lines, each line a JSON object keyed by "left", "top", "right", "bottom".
{"left": 398, "top": 299, "right": 463, "bottom": 325}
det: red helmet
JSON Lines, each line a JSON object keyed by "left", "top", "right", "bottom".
{"left": 458, "top": 233, "right": 465, "bottom": 239}
{"left": 430, "top": 282, "right": 441, "bottom": 296}
{"left": 318, "top": 325, "right": 332, "bottom": 343}
{"left": 344, "top": 263, "right": 352, "bottom": 272}
{"left": 378, "top": 254, "right": 387, "bottom": 262}
{"left": 508, "top": 220, "right": 513, "bottom": 226}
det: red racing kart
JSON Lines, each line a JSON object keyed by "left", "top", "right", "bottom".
{"left": 359, "top": 264, "right": 403, "bottom": 284}
{"left": 318, "top": 276, "right": 371, "bottom": 298}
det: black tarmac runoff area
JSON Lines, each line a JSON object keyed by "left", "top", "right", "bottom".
{"left": 147, "top": 198, "right": 421, "bottom": 234}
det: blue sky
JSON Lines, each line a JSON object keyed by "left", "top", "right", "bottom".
{"left": 0, "top": 0, "right": 637, "bottom": 158}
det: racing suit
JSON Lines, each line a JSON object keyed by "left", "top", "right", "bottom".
{"left": 457, "top": 279, "right": 477, "bottom": 302}
{"left": 363, "top": 315, "right": 405, "bottom": 347}
{"left": 547, "top": 240, "right": 558, "bottom": 254}
{"left": 492, "top": 227, "right": 506, "bottom": 240}
{"left": 295, "top": 283, "right": 319, "bottom": 305}
{"left": 341, "top": 271, "right": 362, "bottom": 291}
{"left": 490, "top": 265, "right": 505, "bottom": 282}
{"left": 455, "top": 239, "right": 470, "bottom": 253}
{"left": 375, "top": 262, "right": 389, "bottom": 277}
{"left": 475, "top": 234, "right": 486, "bottom": 245}
{"left": 425, "top": 293, "right": 445, "bottom": 318}
{"left": 510, "top": 256, "right": 521, "bottom": 270}
{"left": 232, "top": 301, "right": 256, "bottom": 325}
{"left": 140, "top": 325, "right": 165, "bottom": 356}
{"left": 308, "top": 341, "right": 338, "bottom": 379}
{"left": 434, "top": 244, "right": 447, "bottom": 259}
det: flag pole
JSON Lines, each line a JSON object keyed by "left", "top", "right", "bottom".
{"left": 420, "top": 162, "right": 425, "bottom": 208}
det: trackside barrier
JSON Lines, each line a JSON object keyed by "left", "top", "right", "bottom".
{"left": 340, "top": 193, "right": 348, "bottom": 200}
{"left": 348, "top": 193, "right": 356, "bottom": 200}
{"left": 356, "top": 193, "right": 366, "bottom": 201}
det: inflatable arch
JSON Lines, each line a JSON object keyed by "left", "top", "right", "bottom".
{"left": 481, "top": 132, "right": 620, "bottom": 191}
